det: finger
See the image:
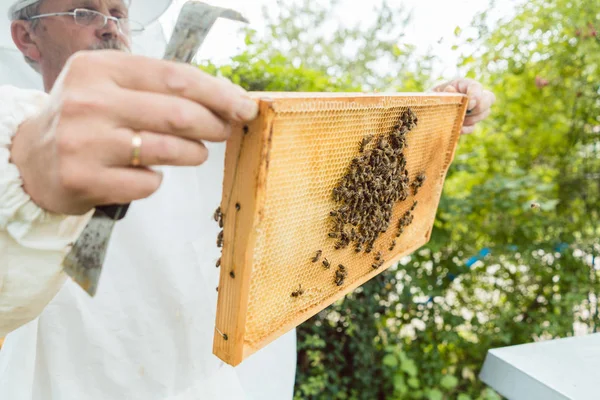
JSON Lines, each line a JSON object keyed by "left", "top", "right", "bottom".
{"left": 448, "top": 79, "right": 483, "bottom": 111}
{"left": 92, "top": 167, "right": 164, "bottom": 205}
{"left": 463, "top": 109, "right": 491, "bottom": 126}
{"left": 466, "top": 90, "right": 496, "bottom": 116}
{"left": 111, "top": 90, "right": 232, "bottom": 143}
{"left": 104, "top": 130, "right": 210, "bottom": 167}
{"left": 83, "top": 51, "right": 259, "bottom": 123}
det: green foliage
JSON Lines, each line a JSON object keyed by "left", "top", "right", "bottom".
{"left": 199, "top": 0, "right": 599, "bottom": 398}
{"left": 200, "top": 0, "right": 434, "bottom": 92}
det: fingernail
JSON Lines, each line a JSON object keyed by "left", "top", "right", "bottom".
{"left": 236, "top": 97, "right": 259, "bottom": 121}
{"left": 468, "top": 99, "right": 477, "bottom": 110}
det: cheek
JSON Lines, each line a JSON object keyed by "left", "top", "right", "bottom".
{"left": 66, "top": 27, "right": 98, "bottom": 50}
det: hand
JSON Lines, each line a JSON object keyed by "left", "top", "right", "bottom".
{"left": 432, "top": 78, "right": 496, "bottom": 134}
{"left": 10, "top": 50, "right": 258, "bottom": 215}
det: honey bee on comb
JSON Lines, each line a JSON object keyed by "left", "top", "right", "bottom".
{"left": 411, "top": 172, "right": 427, "bottom": 195}
{"left": 359, "top": 135, "right": 374, "bottom": 153}
{"left": 213, "top": 206, "right": 221, "bottom": 223}
{"left": 217, "top": 230, "right": 224, "bottom": 248}
{"left": 311, "top": 250, "right": 322, "bottom": 263}
{"left": 291, "top": 284, "right": 304, "bottom": 298}
{"left": 374, "top": 251, "right": 382, "bottom": 262}
{"left": 371, "top": 256, "right": 383, "bottom": 269}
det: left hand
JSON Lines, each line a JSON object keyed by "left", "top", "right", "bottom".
{"left": 432, "top": 78, "right": 496, "bottom": 134}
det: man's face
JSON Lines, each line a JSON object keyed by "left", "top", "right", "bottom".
{"left": 29, "top": 0, "right": 131, "bottom": 82}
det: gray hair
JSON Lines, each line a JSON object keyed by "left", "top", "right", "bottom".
{"left": 12, "top": 1, "right": 42, "bottom": 73}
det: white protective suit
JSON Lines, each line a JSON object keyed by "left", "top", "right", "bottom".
{"left": 0, "top": 85, "right": 297, "bottom": 399}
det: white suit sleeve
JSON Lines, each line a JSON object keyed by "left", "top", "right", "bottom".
{"left": 0, "top": 85, "right": 93, "bottom": 336}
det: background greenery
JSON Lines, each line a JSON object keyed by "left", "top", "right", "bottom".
{"left": 202, "top": 0, "right": 599, "bottom": 398}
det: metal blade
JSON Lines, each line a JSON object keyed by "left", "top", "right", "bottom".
{"left": 164, "top": 2, "right": 249, "bottom": 63}
{"left": 62, "top": 209, "right": 116, "bottom": 296}
{"left": 62, "top": 1, "right": 249, "bottom": 296}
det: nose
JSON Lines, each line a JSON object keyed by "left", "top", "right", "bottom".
{"left": 97, "top": 18, "right": 120, "bottom": 41}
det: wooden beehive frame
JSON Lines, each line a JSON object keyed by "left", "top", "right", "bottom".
{"left": 213, "top": 92, "right": 468, "bottom": 366}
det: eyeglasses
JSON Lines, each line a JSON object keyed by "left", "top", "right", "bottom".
{"left": 26, "top": 8, "right": 144, "bottom": 36}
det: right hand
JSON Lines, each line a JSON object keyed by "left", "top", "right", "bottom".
{"left": 10, "top": 50, "right": 258, "bottom": 216}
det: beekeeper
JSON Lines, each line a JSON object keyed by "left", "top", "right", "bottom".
{"left": 0, "top": 0, "right": 496, "bottom": 399}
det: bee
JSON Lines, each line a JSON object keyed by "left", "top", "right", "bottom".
{"left": 338, "top": 264, "right": 347, "bottom": 274}
{"left": 355, "top": 243, "right": 363, "bottom": 253}
{"left": 340, "top": 231, "right": 350, "bottom": 242}
{"left": 322, "top": 258, "right": 331, "bottom": 269}
{"left": 411, "top": 200, "right": 418, "bottom": 211}
{"left": 359, "top": 135, "right": 374, "bottom": 153}
{"left": 218, "top": 217, "right": 224, "bottom": 228}
{"left": 371, "top": 263, "right": 380, "bottom": 269}
{"left": 213, "top": 206, "right": 221, "bottom": 222}
{"left": 291, "top": 284, "right": 305, "bottom": 297}
{"left": 217, "top": 230, "right": 224, "bottom": 248}
{"left": 365, "top": 242, "right": 374, "bottom": 253}
{"left": 335, "top": 240, "right": 349, "bottom": 250}
{"left": 328, "top": 232, "right": 339, "bottom": 239}
{"left": 389, "top": 240, "right": 396, "bottom": 251}
{"left": 329, "top": 210, "right": 338, "bottom": 217}
{"left": 377, "top": 137, "right": 388, "bottom": 150}
{"left": 374, "top": 251, "right": 382, "bottom": 261}
{"left": 411, "top": 172, "right": 427, "bottom": 195}
{"left": 332, "top": 188, "right": 342, "bottom": 202}
{"left": 216, "top": 257, "right": 221, "bottom": 268}
{"left": 312, "top": 250, "right": 322, "bottom": 263}
{"left": 531, "top": 202, "right": 541, "bottom": 209}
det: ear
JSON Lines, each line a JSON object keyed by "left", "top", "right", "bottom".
{"left": 11, "top": 21, "right": 41, "bottom": 63}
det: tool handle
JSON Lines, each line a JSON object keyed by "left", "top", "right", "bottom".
{"left": 96, "top": 203, "right": 130, "bottom": 220}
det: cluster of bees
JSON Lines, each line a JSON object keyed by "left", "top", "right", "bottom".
{"left": 214, "top": 206, "right": 224, "bottom": 270}
{"left": 327, "top": 108, "right": 423, "bottom": 258}
{"left": 293, "top": 108, "right": 427, "bottom": 297}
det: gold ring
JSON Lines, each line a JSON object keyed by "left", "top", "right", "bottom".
{"left": 130, "top": 133, "right": 142, "bottom": 167}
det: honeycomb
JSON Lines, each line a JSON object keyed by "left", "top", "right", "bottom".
{"left": 214, "top": 93, "right": 468, "bottom": 366}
